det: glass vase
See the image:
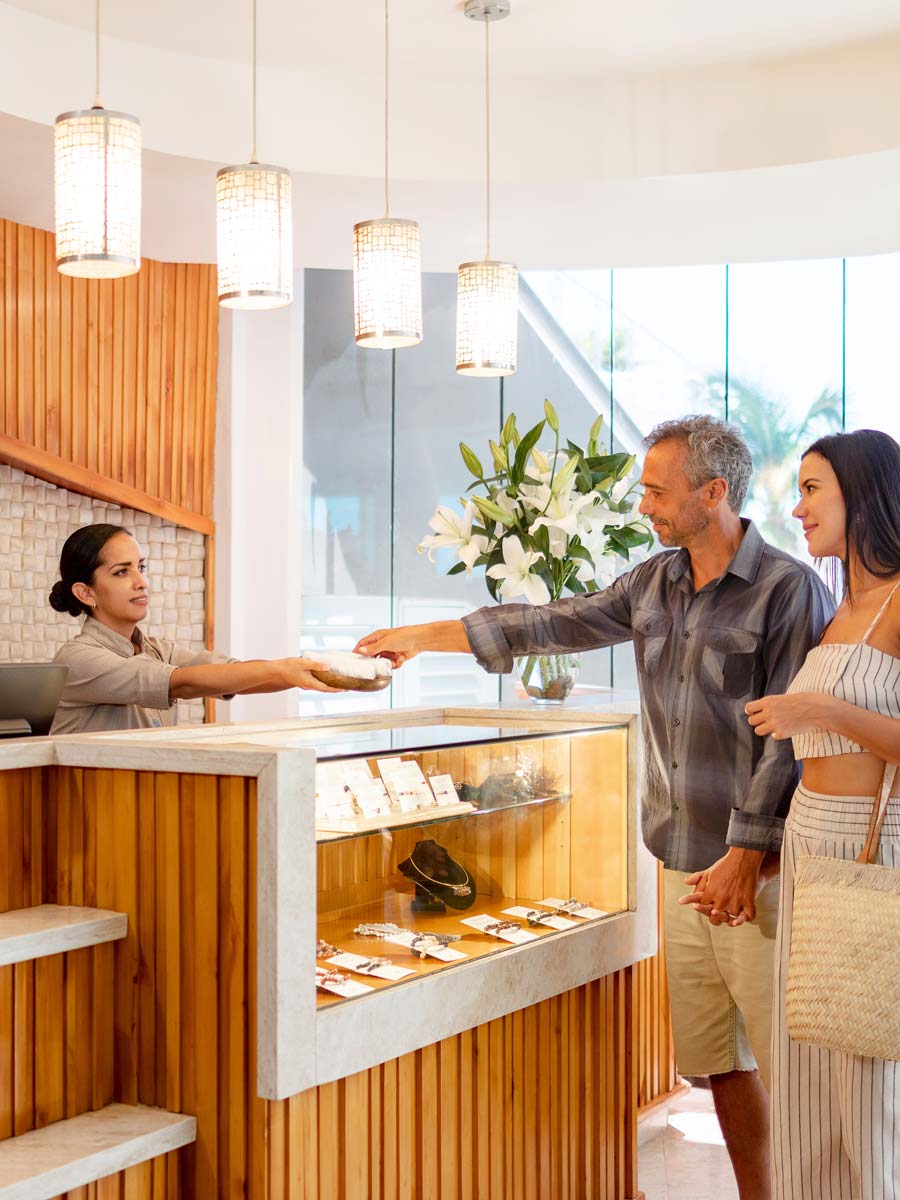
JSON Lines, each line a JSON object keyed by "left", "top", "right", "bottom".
{"left": 515, "top": 653, "right": 580, "bottom": 705}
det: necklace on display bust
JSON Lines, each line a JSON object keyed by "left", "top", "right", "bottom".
{"left": 398, "top": 838, "right": 477, "bottom": 913}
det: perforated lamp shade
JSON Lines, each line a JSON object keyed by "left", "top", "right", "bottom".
{"left": 54, "top": 108, "right": 142, "bottom": 278}
{"left": 455, "top": 259, "right": 518, "bottom": 376}
{"left": 353, "top": 217, "right": 422, "bottom": 348}
{"left": 216, "top": 163, "right": 293, "bottom": 309}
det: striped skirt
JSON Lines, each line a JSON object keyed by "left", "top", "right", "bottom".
{"left": 772, "top": 784, "right": 900, "bottom": 1200}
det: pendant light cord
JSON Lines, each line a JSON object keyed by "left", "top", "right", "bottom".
{"left": 484, "top": 16, "right": 491, "bottom": 260}
{"left": 93, "top": 0, "right": 101, "bottom": 107}
{"left": 384, "top": 0, "right": 390, "bottom": 216}
{"left": 251, "top": 0, "right": 258, "bottom": 162}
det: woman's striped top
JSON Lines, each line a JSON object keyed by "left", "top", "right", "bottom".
{"left": 788, "top": 579, "right": 900, "bottom": 759}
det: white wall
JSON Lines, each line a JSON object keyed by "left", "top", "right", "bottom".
{"left": 214, "top": 273, "right": 305, "bottom": 722}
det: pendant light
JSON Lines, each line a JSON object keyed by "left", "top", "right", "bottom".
{"left": 54, "top": 0, "right": 141, "bottom": 278}
{"left": 456, "top": 1, "right": 518, "bottom": 378}
{"left": 353, "top": 0, "right": 422, "bottom": 349}
{"left": 216, "top": 0, "right": 293, "bottom": 309}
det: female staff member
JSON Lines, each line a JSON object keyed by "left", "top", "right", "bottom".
{"left": 741, "top": 430, "right": 900, "bottom": 1199}
{"left": 49, "top": 523, "right": 338, "bottom": 734}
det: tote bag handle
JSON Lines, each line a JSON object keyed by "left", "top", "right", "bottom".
{"left": 859, "top": 762, "right": 900, "bottom": 866}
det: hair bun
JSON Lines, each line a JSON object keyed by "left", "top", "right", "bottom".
{"left": 49, "top": 579, "right": 83, "bottom": 618}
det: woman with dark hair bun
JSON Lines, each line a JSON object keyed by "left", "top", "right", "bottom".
{"left": 746, "top": 429, "right": 900, "bottom": 1198}
{"left": 49, "top": 524, "right": 339, "bottom": 734}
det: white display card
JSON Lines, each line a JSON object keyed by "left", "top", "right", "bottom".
{"left": 352, "top": 779, "right": 393, "bottom": 817}
{"left": 376, "top": 758, "right": 435, "bottom": 813}
{"left": 502, "top": 906, "right": 579, "bottom": 931}
{"left": 315, "top": 968, "right": 374, "bottom": 998}
{"left": 382, "top": 931, "right": 468, "bottom": 962}
{"left": 327, "top": 953, "right": 416, "bottom": 981}
{"left": 315, "top": 762, "right": 357, "bottom": 822}
{"left": 460, "top": 913, "right": 539, "bottom": 945}
{"left": 428, "top": 773, "right": 462, "bottom": 806}
{"left": 539, "top": 898, "right": 609, "bottom": 921}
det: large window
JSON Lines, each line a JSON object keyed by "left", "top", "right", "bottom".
{"left": 302, "top": 254, "right": 900, "bottom": 713}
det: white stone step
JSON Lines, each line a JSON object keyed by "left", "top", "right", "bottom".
{"left": 0, "top": 1104, "right": 196, "bottom": 1200}
{"left": 0, "top": 905, "right": 127, "bottom": 967}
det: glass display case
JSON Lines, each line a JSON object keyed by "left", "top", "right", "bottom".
{"left": 309, "top": 720, "right": 631, "bottom": 1005}
{"left": 64, "top": 703, "right": 649, "bottom": 1095}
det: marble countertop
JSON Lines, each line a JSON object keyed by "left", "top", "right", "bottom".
{"left": 0, "top": 692, "right": 641, "bottom": 776}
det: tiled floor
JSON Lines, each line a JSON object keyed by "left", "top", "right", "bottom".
{"left": 638, "top": 1084, "right": 739, "bottom": 1200}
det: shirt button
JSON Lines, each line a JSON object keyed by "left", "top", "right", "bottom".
{"left": 672, "top": 761, "right": 678, "bottom": 770}
{"left": 672, "top": 802, "right": 679, "bottom": 811}
{"left": 683, "top": 631, "right": 691, "bottom": 640}
{"left": 673, "top": 718, "right": 681, "bottom": 727}
{"left": 678, "top": 674, "right": 685, "bottom": 683}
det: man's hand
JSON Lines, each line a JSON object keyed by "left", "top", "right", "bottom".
{"left": 354, "top": 620, "right": 470, "bottom": 667}
{"left": 677, "top": 847, "right": 773, "bottom": 927}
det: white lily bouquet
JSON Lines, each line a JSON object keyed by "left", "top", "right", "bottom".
{"left": 418, "top": 401, "right": 652, "bottom": 703}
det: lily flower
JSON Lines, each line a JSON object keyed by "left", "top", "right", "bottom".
{"left": 486, "top": 536, "right": 551, "bottom": 605}
{"left": 521, "top": 482, "right": 595, "bottom": 537}
{"left": 491, "top": 489, "right": 522, "bottom": 529}
{"left": 418, "top": 502, "right": 488, "bottom": 571}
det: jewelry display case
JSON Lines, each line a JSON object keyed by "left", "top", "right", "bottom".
{"left": 310, "top": 721, "right": 632, "bottom": 1006}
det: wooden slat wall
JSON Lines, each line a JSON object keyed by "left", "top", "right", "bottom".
{"left": 0, "top": 218, "right": 218, "bottom": 521}
{"left": 0, "top": 763, "right": 648, "bottom": 1200}
{"left": 636, "top": 863, "right": 678, "bottom": 1109}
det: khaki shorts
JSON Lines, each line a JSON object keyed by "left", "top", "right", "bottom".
{"left": 662, "top": 867, "right": 779, "bottom": 1091}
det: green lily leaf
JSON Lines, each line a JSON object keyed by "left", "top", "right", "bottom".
{"left": 446, "top": 562, "right": 468, "bottom": 576}
{"left": 511, "top": 419, "right": 546, "bottom": 484}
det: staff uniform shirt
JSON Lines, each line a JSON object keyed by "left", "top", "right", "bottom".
{"left": 51, "top": 617, "right": 236, "bottom": 735}
{"left": 462, "top": 521, "right": 835, "bottom": 872}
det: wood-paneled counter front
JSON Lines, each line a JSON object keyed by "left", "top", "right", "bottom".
{"left": 0, "top": 704, "right": 655, "bottom": 1200}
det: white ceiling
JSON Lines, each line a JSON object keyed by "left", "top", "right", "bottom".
{"left": 4, "top": 1, "right": 900, "bottom": 267}
{"left": 8, "top": 0, "right": 900, "bottom": 76}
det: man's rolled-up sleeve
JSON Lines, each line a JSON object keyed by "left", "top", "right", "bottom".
{"left": 727, "top": 571, "right": 835, "bottom": 853}
{"left": 462, "top": 571, "right": 635, "bottom": 675}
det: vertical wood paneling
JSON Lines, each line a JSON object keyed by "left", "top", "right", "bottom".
{"left": 0, "top": 218, "right": 218, "bottom": 519}
{"left": 1, "top": 760, "right": 663, "bottom": 1200}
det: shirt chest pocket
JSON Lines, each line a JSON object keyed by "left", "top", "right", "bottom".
{"left": 700, "top": 626, "right": 761, "bottom": 699}
{"left": 633, "top": 607, "right": 673, "bottom": 675}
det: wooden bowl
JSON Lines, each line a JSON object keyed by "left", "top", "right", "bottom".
{"left": 310, "top": 669, "right": 392, "bottom": 692}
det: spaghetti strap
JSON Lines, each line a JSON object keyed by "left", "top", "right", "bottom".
{"left": 862, "top": 578, "right": 900, "bottom": 644}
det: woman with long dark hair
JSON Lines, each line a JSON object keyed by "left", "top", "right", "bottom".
{"left": 49, "top": 523, "right": 338, "bottom": 734}
{"left": 746, "top": 429, "right": 900, "bottom": 1198}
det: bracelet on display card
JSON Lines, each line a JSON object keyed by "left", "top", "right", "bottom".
{"left": 459, "top": 913, "right": 539, "bottom": 944}
{"left": 539, "top": 897, "right": 609, "bottom": 920}
{"left": 502, "top": 905, "right": 579, "bottom": 930}
{"left": 382, "top": 929, "right": 468, "bottom": 961}
{"left": 315, "top": 966, "right": 374, "bottom": 998}
{"left": 376, "top": 757, "right": 435, "bottom": 813}
{"left": 427, "top": 773, "right": 462, "bottom": 806}
{"left": 327, "top": 952, "right": 416, "bottom": 981}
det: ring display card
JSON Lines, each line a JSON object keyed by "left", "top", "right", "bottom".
{"left": 382, "top": 931, "right": 468, "bottom": 962}
{"left": 460, "top": 913, "right": 539, "bottom": 944}
{"left": 539, "top": 898, "right": 609, "bottom": 921}
{"left": 428, "top": 774, "right": 461, "bottom": 806}
{"left": 502, "top": 906, "right": 579, "bottom": 931}
{"left": 315, "top": 762, "right": 357, "bottom": 823}
{"left": 315, "top": 968, "right": 374, "bottom": 998}
{"left": 327, "top": 953, "right": 416, "bottom": 981}
{"left": 376, "top": 758, "right": 435, "bottom": 813}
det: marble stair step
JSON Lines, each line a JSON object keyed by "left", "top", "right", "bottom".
{"left": 0, "top": 1104, "right": 197, "bottom": 1200}
{"left": 0, "top": 904, "right": 127, "bottom": 966}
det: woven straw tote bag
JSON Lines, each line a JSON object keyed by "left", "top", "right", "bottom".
{"left": 786, "top": 762, "right": 900, "bottom": 1060}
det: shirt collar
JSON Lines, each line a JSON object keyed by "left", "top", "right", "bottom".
{"left": 79, "top": 616, "right": 145, "bottom": 658}
{"left": 665, "top": 519, "right": 764, "bottom": 588}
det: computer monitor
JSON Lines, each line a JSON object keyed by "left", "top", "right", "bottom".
{"left": 0, "top": 663, "right": 69, "bottom": 737}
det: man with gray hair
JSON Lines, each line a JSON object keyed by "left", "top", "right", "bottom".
{"left": 357, "top": 414, "right": 833, "bottom": 1199}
